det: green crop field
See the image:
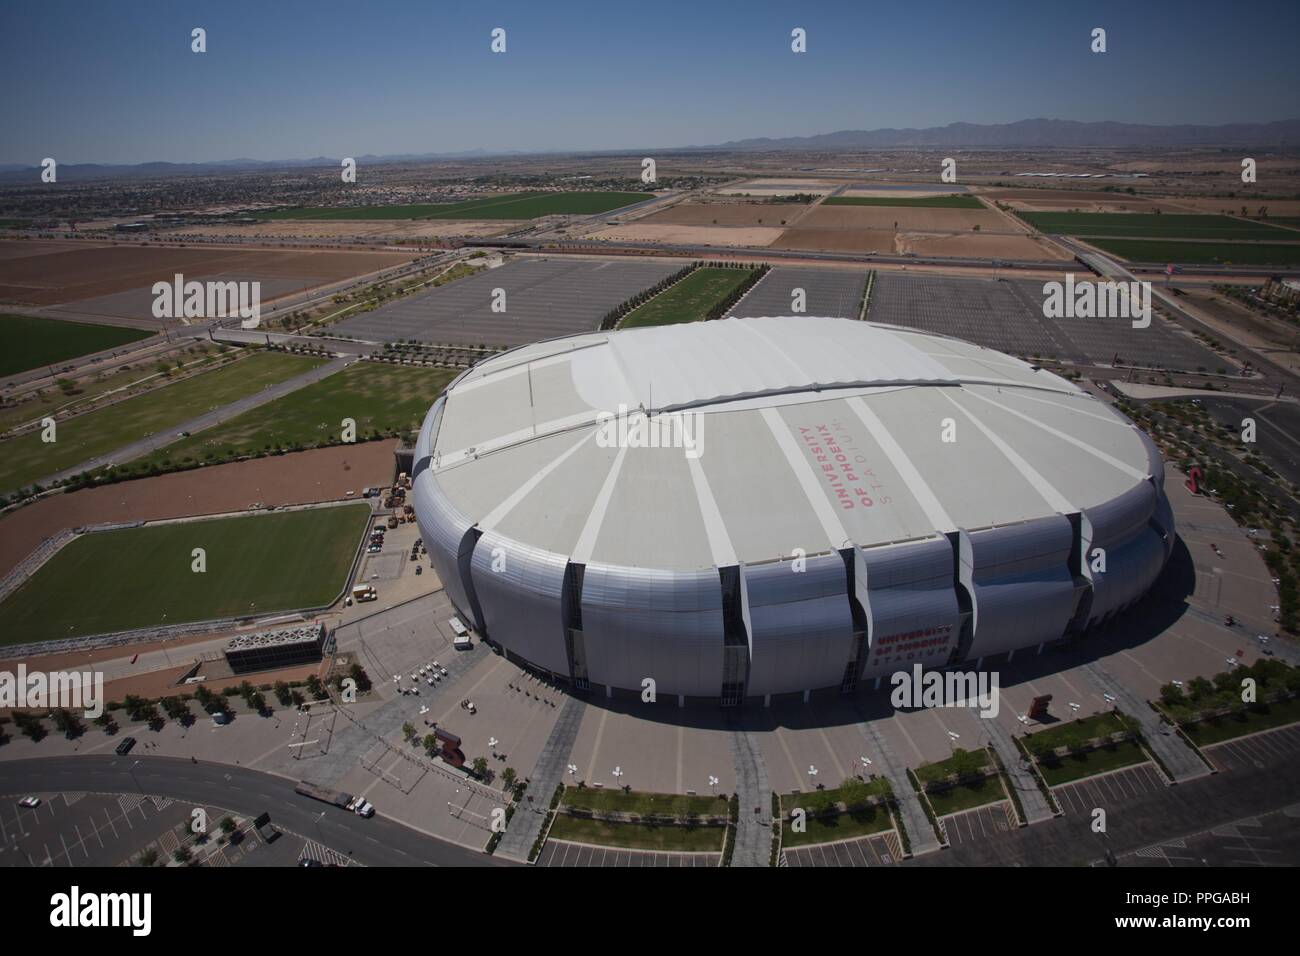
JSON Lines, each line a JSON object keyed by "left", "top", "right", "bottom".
{"left": 259, "top": 191, "right": 654, "bottom": 221}
{"left": 0, "top": 504, "right": 371, "bottom": 645}
{"left": 1019, "top": 211, "right": 1293, "bottom": 240}
{"left": 0, "top": 352, "right": 325, "bottom": 495}
{"left": 620, "top": 267, "right": 757, "bottom": 328}
{"left": 823, "top": 194, "right": 985, "bottom": 209}
{"left": 146, "top": 362, "right": 456, "bottom": 466}
{"left": 1086, "top": 238, "right": 1300, "bottom": 267}
{"left": 0, "top": 314, "right": 152, "bottom": 378}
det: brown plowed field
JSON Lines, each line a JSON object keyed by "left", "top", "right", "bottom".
{"left": 0, "top": 240, "right": 418, "bottom": 306}
{"left": 0, "top": 439, "right": 397, "bottom": 577}
{"left": 641, "top": 202, "right": 810, "bottom": 227}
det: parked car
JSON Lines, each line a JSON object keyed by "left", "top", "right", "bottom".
{"left": 115, "top": 737, "right": 137, "bottom": 756}
{"left": 17, "top": 796, "right": 40, "bottom": 808}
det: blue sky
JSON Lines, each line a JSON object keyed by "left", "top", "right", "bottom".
{"left": 2, "top": 0, "right": 1297, "bottom": 164}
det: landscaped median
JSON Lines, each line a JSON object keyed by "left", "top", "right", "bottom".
{"left": 1016, "top": 711, "right": 1151, "bottom": 787}
{"left": 544, "top": 786, "right": 732, "bottom": 854}
{"left": 912, "top": 747, "right": 1010, "bottom": 819}
{"left": 777, "top": 776, "right": 896, "bottom": 849}
{"left": 1156, "top": 659, "right": 1300, "bottom": 748}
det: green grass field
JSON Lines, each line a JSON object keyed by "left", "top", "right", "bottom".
{"left": 1087, "top": 238, "right": 1300, "bottom": 266}
{"left": 0, "top": 504, "right": 371, "bottom": 645}
{"left": 561, "top": 788, "right": 729, "bottom": 819}
{"left": 823, "top": 194, "right": 985, "bottom": 209}
{"left": 781, "top": 803, "right": 893, "bottom": 848}
{"left": 1020, "top": 211, "right": 1294, "bottom": 240}
{"left": 1036, "top": 739, "right": 1150, "bottom": 787}
{"left": 1181, "top": 697, "right": 1300, "bottom": 746}
{"left": 547, "top": 815, "right": 725, "bottom": 852}
{"left": 0, "top": 352, "right": 325, "bottom": 495}
{"left": 144, "top": 363, "right": 455, "bottom": 466}
{"left": 259, "top": 191, "right": 654, "bottom": 221}
{"left": 925, "top": 777, "right": 1005, "bottom": 816}
{"left": 620, "top": 267, "right": 757, "bottom": 328}
{"left": 0, "top": 315, "right": 152, "bottom": 378}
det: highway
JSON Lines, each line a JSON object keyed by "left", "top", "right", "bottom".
{"left": 0, "top": 755, "right": 511, "bottom": 867}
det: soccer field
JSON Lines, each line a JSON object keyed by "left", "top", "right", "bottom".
{"left": 0, "top": 314, "right": 152, "bottom": 378}
{"left": 146, "top": 362, "right": 456, "bottom": 465}
{"left": 260, "top": 191, "right": 654, "bottom": 221}
{"left": 620, "top": 268, "right": 758, "bottom": 328}
{"left": 0, "top": 351, "right": 325, "bottom": 496}
{"left": 0, "top": 504, "right": 371, "bottom": 645}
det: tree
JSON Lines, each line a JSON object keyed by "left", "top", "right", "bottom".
{"left": 501, "top": 767, "right": 518, "bottom": 792}
{"left": 471, "top": 756, "right": 489, "bottom": 778}
{"left": 402, "top": 722, "right": 417, "bottom": 743}
{"left": 273, "top": 682, "right": 292, "bottom": 706}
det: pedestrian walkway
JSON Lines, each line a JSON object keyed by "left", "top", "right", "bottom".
{"left": 496, "top": 693, "right": 587, "bottom": 862}
{"left": 1083, "top": 663, "right": 1211, "bottom": 783}
{"left": 981, "top": 717, "right": 1056, "bottom": 823}
{"left": 857, "top": 715, "right": 941, "bottom": 856}
{"left": 728, "top": 718, "right": 773, "bottom": 867}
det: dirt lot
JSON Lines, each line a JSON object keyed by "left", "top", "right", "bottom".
{"left": 899, "top": 233, "right": 1072, "bottom": 259}
{"left": 798, "top": 204, "right": 1021, "bottom": 234}
{"left": 588, "top": 223, "right": 784, "bottom": 247}
{"left": 640, "top": 202, "right": 811, "bottom": 227}
{"left": 0, "top": 439, "right": 397, "bottom": 577}
{"left": 772, "top": 226, "right": 900, "bottom": 254}
{"left": 713, "top": 179, "right": 838, "bottom": 196}
{"left": 0, "top": 240, "right": 418, "bottom": 306}
{"left": 169, "top": 220, "right": 518, "bottom": 240}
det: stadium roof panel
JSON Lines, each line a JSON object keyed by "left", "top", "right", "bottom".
{"left": 428, "top": 317, "right": 1153, "bottom": 570}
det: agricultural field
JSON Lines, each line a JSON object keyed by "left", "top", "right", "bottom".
{"left": 0, "top": 314, "right": 152, "bottom": 377}
{"left": 1019, "top": 211, "right": 1294, "bottom": 240}
{"left": 145, "top": 362, "right": 456, "bottom": 466}
{"left": 640, "top": 202, "right": 809, "bottom": 227}
{"left": 1086, "top": 238, "right": 1300, "bottom": 267}
{"left": 259, "top": 191, "right": 654, "bottom": 221}
{"left": 0, "top": 351, "right": 325, "bottom": 495}
{"left": 824, "top": 194, "right": 985, "bottom": 209}
{"left": 620, "top": 267, "right": 758, "bottom": 328}
{"left": 0, "top": 504, "right": 371, "bottom": 645}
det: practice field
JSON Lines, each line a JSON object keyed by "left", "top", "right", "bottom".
{"left": 0, "top": 504, "right": 371, "bottom": 645}
{"left": 0, "top": 352, "right": 325, "bottom": 495}
{"left": 824, "top": 195, "right": 985, "bottom": 209}
{"left": 620, "top": 267, "right": 757, "bottom": 328}
{"left": 146, "top": 362, "right": 456, "bottom": 465}
{"left": 1085, "top": 238, "right": 1300, "bottom": 267}
{"left": 1019, "top": 212, "right": 1293, "bottom": 240}
{"left": 0, "top": 314, "right": 151, "bottom": 377}
{"left": 260, "top": 192, "right": 655, "bottom": 221}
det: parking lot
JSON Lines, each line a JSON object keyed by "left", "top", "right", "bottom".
{"left": 782, "top": 829, "right": 901, "bottom": 867}
{"left": 1052, "top": 762, "right": 1165, "bottom": 817}
{"left": 1108, "top": 802, "right": 1300, "bottom": 867}
{"left": 938, "top": 801, "right": 1018, "bottom": 847}
{"left": 332, "top": 257, "right": 680, "bottom": 347}
{"left": 1204, "top": 722, "right": 1300, "bottom": 773}
{"left": 728, "top": 266, "right": 868, "bottom": 320}
{"left": 537, "top": 839, "right": 720, "bottom": 867}
{"left": 867, "top": 273, "right": 1224, "bottom": 372}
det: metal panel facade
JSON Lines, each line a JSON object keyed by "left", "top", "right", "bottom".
{"left": 413, "top": 469, "right": 476, "bottom": 624}
{"left": 967, "top": 516, "right": 1075, "bottom": 658}
{"left": 580, "top": 564, "right": 724, "bottom": 697}
{"left": 858, "top": 536, "right": 961, "bottom": 679}
{"left": 469, "top": 532, "right": 570, "bottom": 677}
{"left": 744, "top": 554, "right": 853, "bottom": 697}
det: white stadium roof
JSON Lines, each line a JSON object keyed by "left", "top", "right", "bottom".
{"left": 424, "top": 316, "right": 1156, "bottom": 571}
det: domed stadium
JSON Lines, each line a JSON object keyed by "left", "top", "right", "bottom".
{"left": 412, "top": 316, "right": 1174, "bottom": 705}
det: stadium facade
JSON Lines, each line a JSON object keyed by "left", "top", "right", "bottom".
{"left": 413, "top": 317, "right": 1174, "bottom": 705}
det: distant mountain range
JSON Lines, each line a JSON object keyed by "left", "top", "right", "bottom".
{"left": 707, "top": 118, "right": 1300, "bottom": 151}
{"left": 3, "top": 119, "right": 1298, "bottom": 183}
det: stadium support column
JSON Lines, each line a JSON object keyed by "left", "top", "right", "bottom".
{"left": 719, "top": 566, "right": 750, "bottom": 707}
{"left": 948, "top": 530, "right": 977, "bottom": 666}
